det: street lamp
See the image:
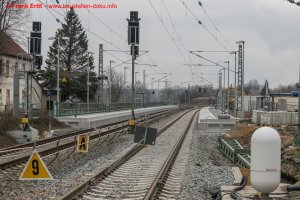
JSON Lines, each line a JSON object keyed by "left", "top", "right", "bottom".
{"left": 48, "top": 36, "right": 68, "bottom": 117}
{"left": 87, "top": 51, "right": 95, "bottom": 112}
{"left": 224, "top": 61, "right": 230, "bottom": 113}
{"left": 109, "top": 60, "right": 115, "bottom": 109}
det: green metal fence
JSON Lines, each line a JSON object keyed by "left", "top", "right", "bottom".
{"left": 56, "top": 102, "right": 171, "bottom": 117}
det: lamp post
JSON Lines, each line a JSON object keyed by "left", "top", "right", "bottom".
{"left": 48, "top": 36, "right": 68, "bottom": 117}
{"left": 87, "top": 51, "right": 94, "bottom": 113}
{"left": 109, "top": 60, "right": 115, "bottom": 109}
{"left": 224, "top": 61, "right": 230, "bottom": 113}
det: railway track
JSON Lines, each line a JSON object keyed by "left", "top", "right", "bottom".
{"left": 0, "top": 109, "right": 177, "bottom": 171}
{"left": 59, "top": 109, "right": 198, "bottom": 200}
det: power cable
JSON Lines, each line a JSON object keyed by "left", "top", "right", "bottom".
{"left": 148, "top": 0, "right": 189, "bottom": 63}
{"left": 197, "top": 0, "right": 235, "bottom": 50}
{"left": 178, "top": 0, "right": 230, "bottom": 50}
{"left": 161, "top": 0, "right": 189, "bottom": 53}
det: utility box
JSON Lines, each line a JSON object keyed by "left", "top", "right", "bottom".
{"left": 134, "top": 126, "right": 157, "bottom": 145}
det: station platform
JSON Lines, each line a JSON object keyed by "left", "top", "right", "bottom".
{"left": 56, "top": 105, "right": 178, "bottom": 129}
{"left": 198, "top": 107, "right": 237, "bottom": 132}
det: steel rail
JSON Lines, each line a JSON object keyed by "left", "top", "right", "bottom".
{"left": 0, "top": 109, "right": 171, "bottom": 156}
{"left": 144, "top": 110, "right": 198, "bottom": 199}
{"left": 0, "top": 110, "right": 174, "bottom": 170}
{"left": 58, "top": 109, "right": 192, "bottom": 200}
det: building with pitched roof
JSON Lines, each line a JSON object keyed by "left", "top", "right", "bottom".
{"left": 0, "top": 32, "right": 42, "bottom": 113}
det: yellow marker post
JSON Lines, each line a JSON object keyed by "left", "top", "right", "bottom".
{"left": 128, "top": 119, "right": 135, "bottom": 126}
{"left": 21, "top": 117, "right": 28, "bottom": 124}
{"left": 61, "top": 76, "right": 67, "bottom": 84}
{"left": 19, "top": 149, "right": 53, "bottom": 180}
{"left": 77, "top": 134, "right": 89, "bottom": 153}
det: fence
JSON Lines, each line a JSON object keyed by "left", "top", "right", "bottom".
{"left": 0, "top": 103, "right": 42, "bottom": 118}
{"left": 56, "top": 101, "right": 171, "bottom": 117}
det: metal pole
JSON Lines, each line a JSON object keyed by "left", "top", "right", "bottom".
{"left": 98, "top": 45, "right": 101, "bottom": 104}
{"left": 234, "top": 52, "right": 237, "bottom": 116}
{"left": 48, "top": 95, "right": 51, "bottom": 135}
{"left": 151, "top": 78, "right": 154, "bottom": 90}
{"left": 227, "top": 62, "right": 230, "bottom": 113}
{"left": 188, "top": 83, "right": 190, "bottom": 104}
{"left": 223, "top": 68, "right": 225, "bottom": 113}
{"left": 241, "top": 42, "right": 245, "bottom": 118}
{"left": 218, "top": 72, "right": 221, "bottom": 109}
{"left": 143, "top": 70, "right": 146, "bottom": 89}
{"left": 220, "top": 71, "right": 224, "bottom": 113}
{"left": 135, "top": 72, "right": 138, "bottom": 87}
{"left": 100, "top": 45, "right": 104, "bottom": 106}
{"left": 295, "top": 65, "right": 300, "bottom": 146}
{"left": 124, "top": 67, "right": 127, "bottom": 103}
{"left": 87, "top": 52, "right": 90, "bottom": 112}
{"left": 109, "top": 61, "right": 112, "bottom": 108}
{"left": 25, "top": 72, "right": 28, "bottom": 116}
{"left": 157, "top": 81, "right": 159, "bottom": 101}
{"left": 131, "top": 45, "right": 135, "bottom": 122}
{"left": 57, "top": 38, "right": 60, "bottom": 117}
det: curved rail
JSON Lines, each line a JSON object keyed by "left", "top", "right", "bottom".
{"left": 0, "top": 109, "right": 175, "bottom": 170}
{"left": 58, "top": 109, "right": 196, "bottom": 200}
{"left": 144, "top": 110, "right": 198, "bottom": 199}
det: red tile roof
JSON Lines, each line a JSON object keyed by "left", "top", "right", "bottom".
{"left": 0, "top": 31, "right": 31, "bottom": 60}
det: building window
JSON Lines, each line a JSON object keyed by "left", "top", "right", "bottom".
{"left": 6, "top": 89, "right": 10, "bottom": 105}
{"left": 15, "top": 62, "right": 18, "bottom": 74}
{"left": 23, "top": 63, "right": 25, "bottom": 71}
{"left": 22, "top": 90, "right": 25, "bottom": 103}
{"left": 0, "top": 59, "right": 2, "bottom": 75}
{"left": 6, "top": 60, "right": 9, "bottom": 76}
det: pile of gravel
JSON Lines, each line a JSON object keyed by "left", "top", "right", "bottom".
{"left": 179, "top": 127, "right": 235, "bottom": 200}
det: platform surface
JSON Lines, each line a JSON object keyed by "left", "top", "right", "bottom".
{"left": 221, "top": 184, "right": 289, "bottom": 200}
{"left": 55, "top": 105, "right": 178, "bottom": 129}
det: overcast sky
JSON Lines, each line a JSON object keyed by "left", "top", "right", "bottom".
{"left": 29, "top": 0, "right": 300, "bottom": 89}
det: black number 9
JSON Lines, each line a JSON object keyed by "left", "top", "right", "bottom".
{"left": 32, "top": 159, "right": 39, "bottom": 175}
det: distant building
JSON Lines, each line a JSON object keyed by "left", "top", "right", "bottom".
{"left": 0, "top": 32, "right": 42, "bottom": 113}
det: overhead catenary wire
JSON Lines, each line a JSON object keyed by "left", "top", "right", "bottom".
{"left": 148, "top": 0, "right": 189, "bottom": 63}
{"left": 178, "top": 0, "right": 230, "bottom": 51}
{"left": 161, "top": 0, "right": 189, "bottom": 54}
{"left": 190, "top": 52, "right": 235, "bottom": 73}
{"left": 160, "top": 1, "right": 198, "bottom": 82}
{"left": 197, "top": 0, "right": 235, "bottom": 50}
{"left": 38, "top": 0, "right": 176, "bottom": 87}
{"left": 75, "top": 0, "right": 159, "bottom": 72}
{"left": 156, "top": 0, "right": 195, "bottom": 82}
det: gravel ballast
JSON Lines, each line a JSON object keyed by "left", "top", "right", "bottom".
{"left": 0, "top": 110, "right": 186, "bottom": 199}
{"left": 179, "top": 124, "right": 235, "bottom": 200}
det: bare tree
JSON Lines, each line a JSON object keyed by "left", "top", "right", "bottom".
{"left": 0, "top": 0, "right": 30, "bottom": 48}
{"left": 110, "top": 69, "right": 125, "bottom": 102}
{"left": 244, "top": 79, "right": 262, "bottom": 95}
